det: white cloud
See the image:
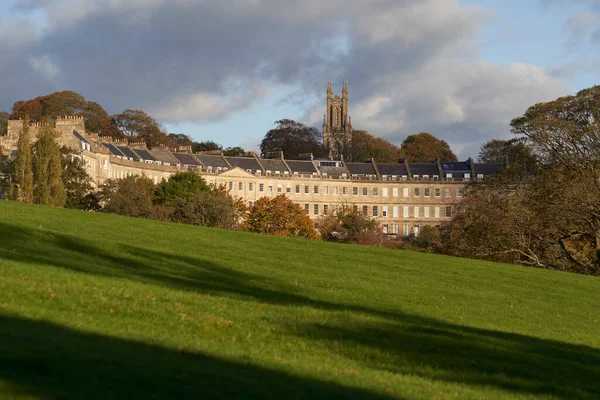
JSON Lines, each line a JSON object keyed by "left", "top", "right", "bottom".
{"left": 29, "top": 55, "right": 61, "bottom": 80}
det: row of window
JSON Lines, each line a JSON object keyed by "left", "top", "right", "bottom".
{"left": 224, "top": 181, "right": 460, "bottom": 198}
{"left": 301, "top": 204, "right": 453, "bottom": 218}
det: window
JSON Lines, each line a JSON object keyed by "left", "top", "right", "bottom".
{"left": 393, "top": 206, "right": 399, "bottom": 218}
{"left": 382, "top": 188, "right": 388, "bottom": 197}
{"left": 277, "top": 184, "right": 282, "bottom": 193}
{"left": 445, "top": 206, "right": 452, "bottom": 218}
{"left": 342, "top": 187, "right": 348, "bottom": 195}
{"left": 304, "top": 185, "right": 309, "bottom": 194}
{"left": 424, "top": 188, "right": 430, "bottom": 197}
{"left": 372, "top": 187, "right": 378, "bottom": 196}
{"left": 324, "top": 205, "right": 329, "bottom": 215}
{"left": 382, "top": 206, "right": 388, "bottom": 217}
{"left": 414, "top": 206, "right": 420, "bottom": 218}
{"left": 249, "top": 183, "right": 254, "bottom": 192}
{"left": 446, "top": 173, "right": 452, "bottom": 179}
{"left": 445, "top": 188, "right": 451, "bottom": 197}
{"left": 414, "top": 188, "right": 420, "bottom": 196}
{"left": 373, "top": 206, "right": 378, "bottom": 217}
{"left": 363, "top": 205, "right": 368, "bottom": 216}
{"left": 435, "top": 188, "right": 441, "bottom": 197}
{"left": 352, "top": 205, "right": 358, "bottom": 213}
{"left": 286, "top": 185, "right": 291, "bottom": 194}
{"left": 363, "top": 187, "right": 368, "bottom": 196}
{"left": 403, "top": 224, "right": 409, "bottom": 236}
{"left": 393, "top": 224, "right": 399, "bottom": 235}
{"left": 393, "top": 188, "right": 399, "bottom": 197}
{"left": 314, "top": 185, "right": 319, "bottom": 194}
{"left": 269, "top": 184, "right": 274, "bottom": 193}
{"left": 259, "top": 183, "right": 264, "bottom": 192}
{"left": 296, "top": 185, "right": 300, "bottom": 194}
{"left": 314, "top": 204, "right": 319, "bottom": 215}
{"left": 403, "top": 188, "right": 409, "bottom": 197}
{"left": 239, "top": 182, "right": 243, "bottom": 191}
{"left": 464, "top": 173, "right": 471, "bottom": 180}
{"left": 383, "top": 224, "right": 388, "bottom": 234}
{"left": 403, "top": 206, "right": 409, "bottom": 218}
{"left": 334, "top": 204, "right": 339, "bottom": 214}
{"left": 228, "top": 182, "right": 233, "bottom": 191}
{"left": 353, "top": 187, "right": 358, "bottom": 196}
{"left": 424, "top": 207, "right": 430, "bottom": 218}
{"left": 435, "top": 207, "right": 440, "bottom": 218}
{"left": 477, "top": 174, "right": 484, "bottom": 179}
{"left": 334, "top": 187, "right": 339, "bottom": 195}
{"left": 324, "top": 186, "right": 329, "bottom": 195}
{"left": 305, "top": 204, "right": 310, "bottom": 214}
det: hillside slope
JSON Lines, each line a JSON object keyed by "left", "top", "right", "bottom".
{"left": 0, "top": 201, "right": 599, "bottom": 399}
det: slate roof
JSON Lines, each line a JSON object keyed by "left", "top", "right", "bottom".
{"left": 474, "top": 163, "right": 504, "bottom": 176}
{"left": 173, "top": 153, "right": 202, "bottom": 166}
{"left": 225, "top": 157, "right": 262, "bottom": 172}
{"left": 346, "top": 162, "right": 377, "bottom": 176}
{"left": 116, "top": 146, "right": 140, "bottom": 160}
{"left": 103, "top": 143, "right": 125, "bottom": 157}
{"left": 286, "top": 160, "right": 318, "bottom": 174}
{"left": 440, "top": 161, "right": 471, "bottom": 172}
{"left": 259, "top": 158, "right": 288, "bottom": 173}
{"left": 318, "top": 166, "right": 348, "bottom": 178}
{"left": 195, "top": 154, "right": 229, "bottom": 169}
{"left": 409, "top": 163, "right": 440, "bottom": 176}
{"left": 73, "top": 131, "right": 90, "bottom": 145}
{"left": 376, "top": 163, "right": 408, "bottom": 176}
{"left": 152, "top": 149, "right": 181, "bottom": 164}
{"left": 134, "top": 149, "right": 158, "bottom": 161}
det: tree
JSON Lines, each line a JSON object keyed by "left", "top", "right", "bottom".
{"left": 0, "top": 111, "right": 9, "bottom": 136}
{"left": 60, "top": 147, "right": 97, "bottom": 210}
{"left": 223, "top": 146, "right": 247, "bottom": 157}
{"left": 168, "top": 133, "right": 194, "bottom": 147}
{"left": 83, "top": 102, "right": 122, "bottom": 138}
{"left": 193, "top": 141, "right": 222, "bottom": 153}
{"left": 246, "top": 195, "right": 318, "bottom": 239}
{"left": 12, "top": 117, "right": 34, "bottom": 203}
{"left": 0, "top": 154, "right": 14, "bottom": 199}
{"left": 509, "top": 85, "right": 600, "bottom": 274}
{"left": 401, "top": 132, "right": 457, "bottom": 162}
{"left": 156, "top": 171, "right": 210, "bottom": 207}
{"left": 112, "top": 109, "right": 169, "bottom": 148}
{"left": 32, "top": 119, "right": 66, "bottom": 207}
{"left": 260, "top": 119, "right": 326, "bottom": 159}
{"left": 100, "top": 175, "right": 157, "bottom": 218}
{"left": 478, "top": 138, "right": 536, "bottom": 173}
{"left": 317, "top": 206, "right": 378, "bottom": 243}
{"left": 170, "top": 189, "right": 240, "bottom": 229}
{"left": 350, "top": 130, "right": 403, "bottom": 163}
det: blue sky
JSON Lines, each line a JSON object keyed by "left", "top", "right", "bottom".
{"left": 1, "top": 0, "right": 599, "bottom": 157}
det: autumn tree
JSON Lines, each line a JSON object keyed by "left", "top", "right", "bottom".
{"left": 11, "top": 117, "right": 34, "bottom": 203}
{"left": 112, "top": 109, "right": 169, "bottom": 148}
{"left": 100, "top": 175, "right": 157, "bottom": 218}
{"left": 83, "top": 101, "right": 122, "bottom": 138}
{"left": 260, "top": 119, "right": 326, "bottom": 159}
{"left": 32, "top": 119, "right": 66, "bottom": 207}
{"left": 350, "top": 130, "right": 403, "bottom": 163}
{"left": 317, "top": 205, "right": 378, "bottom": 243}
{"left": 246, "top": 195, "right": 318, "bottom": 239}
{"left": 401, "top": 132, "right": 457, "bottom": 162}
{"left": 168, "top": 133, "right": 194, "bottom": 147}
{"left": 60, "top": 147, "right": 97, "bottom": 210}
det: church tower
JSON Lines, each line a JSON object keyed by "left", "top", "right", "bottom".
{"left": 322, "top": 80, "right": 352, "bottom": 158}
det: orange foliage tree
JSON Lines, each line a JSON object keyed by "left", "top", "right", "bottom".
{"left": 245, "top": 195, "right": 318, "bottom": 239}
{"left": 401, "top": 132, "right": 457, "bottom": 162}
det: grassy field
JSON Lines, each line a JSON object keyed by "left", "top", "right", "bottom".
{"left": 0, "top": 201, "right": 598, "bottom": 399}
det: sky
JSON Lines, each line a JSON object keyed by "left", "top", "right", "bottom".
{"left": 0, "top": 0, "right": 599, "bottom": 158}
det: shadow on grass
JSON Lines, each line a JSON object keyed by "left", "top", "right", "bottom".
{"left": 0, "top": 313, "right": 392, "bottom": 399}
{"left": 1, "top": 222, "right": 599, "bottom": 399}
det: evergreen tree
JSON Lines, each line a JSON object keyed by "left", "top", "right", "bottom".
{"left": 33, "top": 118, "right": 66, "bottom": 206}
{"left": 12, "top": 117, "right": 34, "bottom": 202}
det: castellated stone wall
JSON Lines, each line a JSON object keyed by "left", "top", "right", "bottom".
{"left": 2, "top": 116, "right": 85, "bottom": 152}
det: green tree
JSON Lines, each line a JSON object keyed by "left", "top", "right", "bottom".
{"left": 12, "top": 117, "right": 34, "bottom": 203}
{"left": 171, "top": 189, "right": 240, "bottom": 229}
{"left": 193, "top": 141, "right": 222, "bottom": 153}
{"left": 260, "top": 119, "right": 326, "bottom": 159}
{"left": 478, "top": 138, "right": 536, "bottom": 173}
{"left": 223, "top": 146, "right": 247, "bottom": 157}
{"left": 60, "top": 147, "right": 97, "bottom": 210}
{"left": 156, "top": 171, "right": 210, "bottom": 207}
{"left": 0, "top": 154, "right": 14, "bottom": 199}
{"left": 401, "top": 132, "right": 457, "bottom": 163}
{"left": 246, "top": 195, "right": 317, "bottom": 239}
{"left": 101, "top": 175, "right": 157, "bottom": 218}
{"left": 0, "top": 111, "right": 9, "bottom": 136}
{"left": 32, "top": 119, "right": 66, "bottom": 207}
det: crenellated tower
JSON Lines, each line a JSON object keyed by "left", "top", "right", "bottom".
{"left": 323, "top": 80, "right": 352, "bottom": 158}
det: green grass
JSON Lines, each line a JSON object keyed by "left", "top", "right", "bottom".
{"left": 0, "top": 201, "right": 598, "bottom": 399}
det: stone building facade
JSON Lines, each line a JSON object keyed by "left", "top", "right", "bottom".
{"left": 1, "top": 117, "right": 504, "bottom": 236}
{"left": 322, "top": 81, "right": 352, "bottom": 157}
